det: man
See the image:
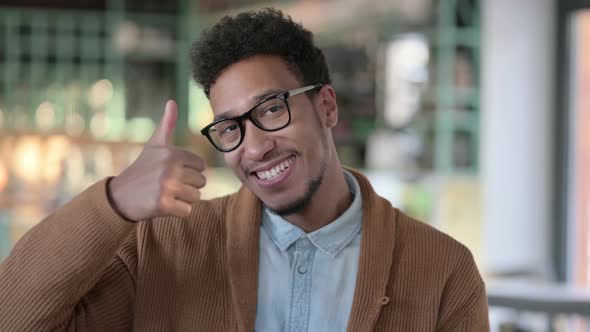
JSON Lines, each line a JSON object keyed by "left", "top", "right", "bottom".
{"left": 0, "top": 8, "right": 489, "bottom": 331}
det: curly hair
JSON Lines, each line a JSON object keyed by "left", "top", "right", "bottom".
{"left": 190, "top": 8, "right": 332, "bottom": 97}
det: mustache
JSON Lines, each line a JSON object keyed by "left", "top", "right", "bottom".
{"left": 242, "top": 150, "right": 297, "bottom": 176}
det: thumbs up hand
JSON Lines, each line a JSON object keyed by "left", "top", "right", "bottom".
{"left": 148, "top": 100, "right": 179, "bottom": 146}
{"left": 108, "top": 100, "right": 207, "bottom": 221}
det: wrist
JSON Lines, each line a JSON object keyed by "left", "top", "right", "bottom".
{"left": 106, "top": 177, "right": 137, "bottom": 223}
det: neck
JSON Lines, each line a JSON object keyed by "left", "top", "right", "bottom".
{"left": 283, "top": 166, "right": 352, "bottom": 233}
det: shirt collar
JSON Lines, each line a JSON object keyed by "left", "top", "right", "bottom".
{"left": 261, "top": 170, "right": 363, "bottom": 258}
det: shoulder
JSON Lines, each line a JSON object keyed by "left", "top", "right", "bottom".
{"left": 135, "top": 192, "right": 240, "bottom": 246}
{"left": 191, "top": 193, "right": 237, "bottom": 221}
{"left": 395, "top": 210, "right": 475, "bottom": 261}
{"left": 393, "top": 211, "right": 490, "bottom": 330}
{"left": 349, "top": 167, "right": 479, "bottom": 276}
{"left": 391, "top": 209, "right": 482, "bottom": 283}
{"left": 388, "top": 210, "right": 486, "bottom": 316}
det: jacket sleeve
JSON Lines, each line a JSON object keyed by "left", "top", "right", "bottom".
{"left": 0, "top": 178, "right": 138, "bottom": 331}
{"left": 444, "top": 286, "right": 489, "bottom": 332}
{"left": 436, "top": 248, "right": 490, "bottom": 332}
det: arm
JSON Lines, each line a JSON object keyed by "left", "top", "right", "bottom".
{"left": 0, "top": 179, "right": 137, "bottom": 331}
{"left": 441, "top": 286, "right": 489, "bottom": 332}
{"left": 66, "top": 232, "right": 138, "bottom": 331}
{"left": 436, "top": 249, "right": 490, "bottom": 332}
{"left": 0, "top": 100, "right": 206, "bottom": 330}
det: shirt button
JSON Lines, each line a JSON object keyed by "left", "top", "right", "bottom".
{"left": 297, "top": 265, "right": 308, "bottom": 274}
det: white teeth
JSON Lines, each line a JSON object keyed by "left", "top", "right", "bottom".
{"left": 255, "top": 157, "right": 294, "bottom": 180}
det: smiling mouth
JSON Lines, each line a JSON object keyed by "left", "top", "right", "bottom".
{"left": 253, "top": 155, "right": 296, "bottom": 181}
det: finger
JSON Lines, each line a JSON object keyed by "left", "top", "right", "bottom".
{"left": 148, "top": 100, "right": 178, "bottom": 146}
{"left": 180, "top": 168, "right": 207, "bottom": 189}
{"left": 174, "top": 184, "right": 201, "bottom": 204}
{"left": 160, "top": 195, "right": 192, "bottom": 217}
{"left": 178, "top": 150, "right": 206, "bottom": 172}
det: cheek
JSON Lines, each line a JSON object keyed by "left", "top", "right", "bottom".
{"left": 224, "top": 154, "right": 242, "bottom": 177}
{"left": 291, "top": 113, "right": 321, "bottom": 140}
{"left": 295, "top": 116, "right": 324, "bottom": 144}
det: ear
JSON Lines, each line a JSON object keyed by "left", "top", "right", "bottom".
{"left": 316, "top": 84, "right": 338, "bottom": 129}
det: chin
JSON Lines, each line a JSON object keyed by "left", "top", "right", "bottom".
{"left": 261, "top": 195, "right": 295, "bottom": 211}
{"left": 264, "top": 201, "right": 303, "bottom": 216}
{"left": 265, "top": 187, "right": 318, "bottom": 217}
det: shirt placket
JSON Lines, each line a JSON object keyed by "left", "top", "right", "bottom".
{"left": 287, "top": 236, "right": 316, "bottom": 332}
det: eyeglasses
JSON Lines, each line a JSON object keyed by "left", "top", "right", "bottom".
{"left": 200, "top": 84, "right": 322, "bottom": 152}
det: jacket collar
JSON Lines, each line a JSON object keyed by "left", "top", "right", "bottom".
{"left": 226, "top": 167, "right": 397, "bottom": 332}
{"left": 226, "top": 184, "right": 261, "bottom": 332}
{"left": 344, "top": 168, "right": 397, "bottom": 332}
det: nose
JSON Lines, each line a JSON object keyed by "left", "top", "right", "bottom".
{"left": 241, "top": 120, "right": 274, "bottom": 161}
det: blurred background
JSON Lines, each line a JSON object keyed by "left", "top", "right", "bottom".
{"left": 0, "top": 0, "right": 588, "bottom": 330}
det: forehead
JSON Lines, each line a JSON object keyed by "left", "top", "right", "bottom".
{"left": 209, "top": 55, "right": 301, "bottom": 116}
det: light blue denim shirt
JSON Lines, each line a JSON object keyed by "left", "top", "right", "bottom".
{"left": 255, "top": 170, "right": 363, "bottom": 332}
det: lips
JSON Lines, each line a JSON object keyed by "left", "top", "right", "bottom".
{"left": 249, "top": 155, "right": 297, "bottom": 189}
{"left": 255, "top": 156, "right": 295, "bottom": 180}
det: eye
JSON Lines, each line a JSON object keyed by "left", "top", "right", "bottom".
{"left": 263, "top": 104, "right": 285, "bottom": 116}
{"left": 223, "top": 124, "right": 238, "bottom": 133}
{"left": 220, "top": 123, "right": 239, "bottom": 136}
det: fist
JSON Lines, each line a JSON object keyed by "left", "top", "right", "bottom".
{"left": 108, "top": 100, "right": 207, "bottom": 221}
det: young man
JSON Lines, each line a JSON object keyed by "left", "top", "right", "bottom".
{"left": 0, "top": 9, "right": 489, "bottom": 331}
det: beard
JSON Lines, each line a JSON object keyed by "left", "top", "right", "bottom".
{"left": 266, "top": 112, "right": 329, "bottom": 216}
{"left": 256, "top": 104, "right": 330, "bottom": 217}
{"left": 265, "top": 158, "right": 327, "bottom": 216}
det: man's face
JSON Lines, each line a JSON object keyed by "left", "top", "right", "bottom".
{"left": 209, "top": 55, "right": 331, "bottom": 215}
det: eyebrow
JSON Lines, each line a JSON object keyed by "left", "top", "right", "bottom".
{"left": 213, "top": 112, "right": 236, "bottom": 122}
{"left": 212, "top": 89, "right": 285, "bottom": 122}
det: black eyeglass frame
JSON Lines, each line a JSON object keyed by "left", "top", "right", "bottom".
{"left": 200, "top": 83, "right": 323, "bottom": 152}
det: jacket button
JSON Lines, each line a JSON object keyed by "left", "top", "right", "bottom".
{"left": 380, "top": 296, "right": 390, "bottom": 305}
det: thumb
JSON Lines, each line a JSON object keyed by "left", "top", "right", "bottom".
{"left": 149, "top": 100, "right": 178, "bottom": 146}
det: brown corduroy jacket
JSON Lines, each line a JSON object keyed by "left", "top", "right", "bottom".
{"left": 0, "top": 169, "right": 489, "bottom": 331}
